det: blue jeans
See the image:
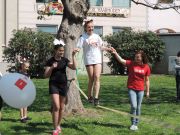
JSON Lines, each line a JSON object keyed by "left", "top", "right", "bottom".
{"left": 176, "top": 74, "right": 180, "bottom": 100}
{"left": 128, "top": 89, "right": 144, "bottom": 125}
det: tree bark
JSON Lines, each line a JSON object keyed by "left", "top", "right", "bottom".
{"left": 57, "top": 0, "right": 89, "bottom": 114}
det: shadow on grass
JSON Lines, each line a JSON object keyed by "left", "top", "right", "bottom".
{"left": 62, "top": 122, "right": 89, "bottom": 135}
{"left": 61, "top": 120, "right": 126, "bottom": 135}
{"left": 1, "top": 118, "right": 18, "bottom": 122}
{"left": 10, "top": 122, "right": 52, "bottom": 134}
{"left": 92, "top": 121, "right": 126, "bottom": 129}
{"left": 28, "top": 87, "right": 51, "bottom": 112}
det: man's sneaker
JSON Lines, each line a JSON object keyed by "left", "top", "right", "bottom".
{"left": 20, "top": 118, "right": 27, "bottom": 123}
{"left": 52, "top": 129, "right": 59, "bottom": 135}
{"left": 88, "top": 96, "right": 94, "bottom": 103}
{"left": 94, "top": 98, "right": 99, "bottom": 106}
{"left": 130, "top": 125, "right": 138, "bottom": 131}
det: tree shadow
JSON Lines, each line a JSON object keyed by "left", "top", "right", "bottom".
{"left": 92, "top": 121, "right": 126, "bottom": 129}
{"left": 10, "top": 121, "right": 52, "bottom": 134}
{"left": 1, "top": 118, "right": 18, "bottom": 122}
{"left": 61, "top": 120, "right": 126, "bottom": 135}
{"left": 28, "top": 87, "right": 51, "bottom": 112}
{"left": 62, "top": 122, "right": 89, "bottom": 135}
{"left": 144, "top": 87, "right": 177, "bottom": 104}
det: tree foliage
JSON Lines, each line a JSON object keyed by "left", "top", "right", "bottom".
{"left": 3, "top": 28, "right": 54, "bottom": 77}
{"left": 105, "top": 29, "right": 165, "bottom": 74}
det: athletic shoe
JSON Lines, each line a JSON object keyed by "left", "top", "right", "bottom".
{"left": 130, "top": 125, "right": 138, "bottom": 131}
{"left": 88, "top": 96, "right": 94, "bottom": 103}
{"left": 24, "top": 117, "right": 32, "bottom": 121}
{"left": 56, "top": 126, "right": 62, "bottom": 133}
{"left": 20, "top": 118, "right": 27, "bottom": 123}
{"left": 94, "top": 98, "right": 100, "bottom": 106}
{"left": 52, "top": 129, "right": 59, "bottom": 135}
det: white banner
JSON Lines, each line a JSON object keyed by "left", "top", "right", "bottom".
{"left": 88, "top": 6, "right": 130, "bottom": 18}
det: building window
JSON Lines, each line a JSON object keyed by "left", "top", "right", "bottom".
{"left": 112, "top": 27, "right": 125, "bottom": 33}
{"left": 159, "top": 0, "right": 173, "bottom": 3}
{"left": 36, "top": 0, "right": 58, "bottom": 3}
{"left": 94, "top": 26, "right": 103, "bottom": 36}
{"left": 36, "top": 24, "right": 58, "bottom": 34}
{"left": 89, "top": 0, "right": 103, "bottom": 6}
{"left": 112, "top": 0, "right": 130, "bottom": 8}
{"left": 112, "top": 27, "right": 131, "bottom": 33}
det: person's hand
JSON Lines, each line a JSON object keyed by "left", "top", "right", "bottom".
{"left": 72, "top": 48, "right": 80, "bottom": 56}
{"left": 110, "top": 47, "right": 117, "bottom": 54}
{"left": 146, "top": 91, "right": 150, "bottom": 98}
{"left": 52, "top": 62, "right": 58, "bottom": 69}
{"left": 105, "top": 47, "right": 113, "bottom": 52}
{"left": 90, "top": 41, "right": 98, "bottom": 47}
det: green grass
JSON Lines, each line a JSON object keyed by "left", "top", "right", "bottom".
{"left": 0, "top": 75, "right": 180, "bottom": 135}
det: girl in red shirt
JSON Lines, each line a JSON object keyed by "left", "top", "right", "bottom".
{"left": 111, "top": 48, "right": 150, "bottom": 131}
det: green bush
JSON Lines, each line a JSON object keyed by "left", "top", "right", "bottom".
{"left": 105, "top": 29, "right": 165, "bottom": 74}
{"left": 3, "top": 28, "right": 54, "bottom": 78}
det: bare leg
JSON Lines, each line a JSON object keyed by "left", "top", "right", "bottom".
{"left": 86, "top": 65, "right": 94, "bottom": 98}
{"left": 51, "top": 94, "right": 60, "bottom": 129}
{"left": 58, "top": 96, "right": 66, "bottom": 126}
{"left": 93, "top": 64, "right": 102, "bottom": 99}
{"left": 20, "top": 108, "right": 24, "bottom": 119}
{"left": 23, "top": 107, "right": 27, "bottom": 118}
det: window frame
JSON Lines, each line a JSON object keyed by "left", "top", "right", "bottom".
{"left": 112, "top": 0, "right": 131, "bottom": 8}
{"left": 112, "top": 26, "right": 131, "bottom": 33}
{"left": 36, "top": 0, "right": 58, "bottom": 3}
{"left": 36, "top": 24, "right": 58, "bottom": 35}
{"left": 159, "top": 0, "right": 173, "bottom": 3}
{"left": 94, "top": 26, "right": 103, "bottom": 36}
{"left": 89, "top": 0, "right": 103, "bottom": 6}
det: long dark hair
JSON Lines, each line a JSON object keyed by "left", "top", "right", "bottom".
{"left": 135, "top": 50, "right": 148, "bottom": 64}
{"left": 54, "top": 44, "right": 64, "bottom": 51}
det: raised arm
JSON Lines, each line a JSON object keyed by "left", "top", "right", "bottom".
{"left": 67, "top": 48, "right": 79, "bottom": 70}
{"left": 110, "top": 47, "right": 126, "bottom": 66}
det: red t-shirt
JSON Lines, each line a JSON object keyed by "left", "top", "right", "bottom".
{"left": 126, "top": 60, "right": 151, "bottom": 91}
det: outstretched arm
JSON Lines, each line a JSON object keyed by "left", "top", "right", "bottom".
{"left": 110, "top": 47, "right": 126, "bottom": 66}
{"left": 100, "top": 46, "right": 112, "bottom": 52}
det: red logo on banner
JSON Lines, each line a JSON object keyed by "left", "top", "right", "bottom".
{"left": 15, "top": 79, "right": 27, "bottom": 90}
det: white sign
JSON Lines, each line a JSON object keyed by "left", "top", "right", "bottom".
{"left": 88, "top": 6, "right": 130, "bottom": 18}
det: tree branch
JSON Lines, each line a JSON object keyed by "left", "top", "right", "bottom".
{"left": 131, "top": 0, "right": 180, "bottom": 10}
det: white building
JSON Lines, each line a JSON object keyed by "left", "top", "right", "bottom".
{"left": 0, "top": 0, "right": 149, "bottom": 73}
{"left": 0, "top": 0, "right": 148, "bottom": 72}
{"left": 148, "top": 0, "right": 180, "bottom": 33}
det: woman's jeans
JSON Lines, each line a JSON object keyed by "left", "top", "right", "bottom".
{"left": 176, "top": 74, "right": 180, "bottom": 101}
{"left": 128, "top": 89, "right": 144, "bottom": 125}
{"left": 0, "top": 96, "right": 3, "bottom": 111}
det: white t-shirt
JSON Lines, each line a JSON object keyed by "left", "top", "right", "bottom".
{"left": 77, "top": 33, "right": 103, "bottom": 65}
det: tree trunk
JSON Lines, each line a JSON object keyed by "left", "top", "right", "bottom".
{"left": 57, "top": 0, "right": 89, "bottom": 114}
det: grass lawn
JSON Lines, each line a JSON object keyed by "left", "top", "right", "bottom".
{"left": 0, "top": 75, "right": 180, "bottom": 135}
